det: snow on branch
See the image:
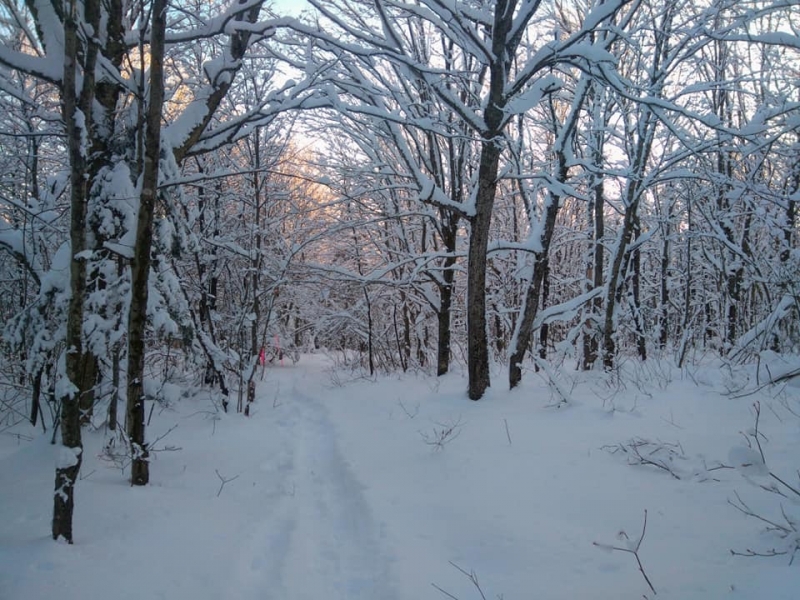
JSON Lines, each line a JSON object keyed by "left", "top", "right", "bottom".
{"left": 728, "top": 295, "right": 796, "bottom": 362}
{"left": 167, "top": 1, "right": 273, "bottom": 162}
{"left": 0, "top": 46, "right": 61, "bottom": 85}
{"left": 129, "top": 0, "right": 269, "bottom": 46}
{"left": 533, "top": 287, "right": 604, "bottom": 331}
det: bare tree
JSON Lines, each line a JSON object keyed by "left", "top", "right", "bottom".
{"left": 290, "top": 0, "right": 634, "bottom": 397}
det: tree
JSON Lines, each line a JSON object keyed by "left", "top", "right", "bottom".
{"left": 0, "top": 0, "right": 281, "bottom": 539}
{"left": 290, "top": 0, "right": 635, "bottom": 398}
{"left": 51, "top": 0, "right": 99, "bottom": 543}
{"left": 125, "top": 0, "right": 167, "bottom": 486}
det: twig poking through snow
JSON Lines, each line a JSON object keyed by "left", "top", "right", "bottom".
{"left": 751, "top": 401, "right": 766, "bottom": 465}
{"left": 215, "top": 469, "right": 240, "bottom": 497}
{"left": 432, "top": 561, "right": 491, "bottom": 600}
{"left": 398, "top": 399, "right": 419, "bottom": 419}
{"left": 593, "top": 509, "right": 657, "bottom": 596}
{"left": 419, "top": 417, "right": 463, "bottom": 451}
{"left": 728, "top": 406, "right": 800, "bottom": 563}
{"left": 601, "top": 437, "right": 684, "bottom": 480}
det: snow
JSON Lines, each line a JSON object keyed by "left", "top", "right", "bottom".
{"left": 0, "top": 46, "right": 62, "bottom": 84}
{"left": 55, "top": 445, "right": 82, "bottom": 470}
{"left": 2, "top": 355, "right": 800, "bottom": 599}
{"left": 505, "top": 74, "right": 563, "bottom": 115}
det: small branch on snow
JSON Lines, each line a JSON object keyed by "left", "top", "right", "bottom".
{"left": 730, "top": 367, "right": 800, "bottom": 399}
{"left": 432, "top": 561, "right": 491, "bottom": 600}
{"left": 728, "top": 409, "right": 800, "bottom": 563}
{"left": 215, "top": 469, "right": 240, "bottom": 497}
{"left": 398, "top": 399, "right": 419, "bottom": 419}
{"left": 751, "top": 402, "right": 766, "bottom": 465}
{"left": 148, "top": 424, "right": 182, "bottom": 455}
{"left": 728, "top": 491, "right": 792, "bottom": 536}
{"left": 728, "top": 490, "right": 800, "bottom": 564}
{"left": 730, "top": 546, "right": 795, "bottom": 561}
{"left": 770, "top": 472, "right": 800, "bottom": 499}
{"left": 419, "top": 417, "right": 463, "bottom": 451}
{"left": 593, "top": 509, "right": 657, "bottom": 596}
{"left": 601, "top": 438, "right": 684, "bottom": 480}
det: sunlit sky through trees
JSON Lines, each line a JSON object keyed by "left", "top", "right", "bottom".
{"left": 271, "top": 0, "right": 309, "bottom": 16}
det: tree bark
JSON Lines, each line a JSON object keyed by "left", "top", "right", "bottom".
{"left": 631, "top": 215, "right": 647, "bottom": 360}
{"left": 126, "top": 0, "right": 166, "bottom": 486}
{"left": 659, "top": 212, "right": 671, "bottom": 350}
{"left": 77, "top": 353, "right": 98, "bottom": 425}
{"left": 509, "top": 110, "right": 575, "bottom": 388}
{"left": 465, "top": 0, "right": 523, "bottom": 400}
{"left": 601, "top": 196, "right": 641, "bottom": 370}
{"left": 53, "top": 0, "right": 101, "bottom": 543}
{"left": 467, "top": 139, "right": 501, "bottom": 399}
{"left": 436, "top": 254, "right": 455, "bottom": 376}
{"left": 508, "top": 138, "right": 565, "bottom": 387}
{"left": 583, "top": 129, "right": 606, "bottom": 370}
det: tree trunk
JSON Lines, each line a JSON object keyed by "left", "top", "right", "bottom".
{"left": 583, "top": 144, "right": 605, "bottom": 370}
{"left": 80, "top": 0, "right": 124, "bottom": 429}
{"left": 400, "top": 292, "right": 412, "bottom": 369}
{"left": 436, "top": 219, "right": 457, "bottom": 376}
{"left": 601, "top": 121, "right": 656, "bottom": 369}
{"left": 126, "top": 0, "right": 166, "bottom": 486}
{"left": 467, "top": 138, "right": 501, "bottom": 399}
{"left": 31, "top": 366, "right": 43, "bottom": 428}
{"left": 508, "top": 253, "right": 550, "bottom": 389}
{"left": 78, "top": 353, "right": 98, "bottom": 425}
{"left": 394, "top": 305, "right": 407, "bottom": 372}
{"left": 538, "top": 261, "right": 551, "bottom": 362}
{"left": 631, "top": 215, "right": 647, "bottom": 360}
{"left": 466, "top": 0, "right": 522, "bottom": 400}
{"left": 247, "top": 129, "right": 263, "bottom": 410}
{"left": 602, "top": 198, "right": 640, "bottom": 369}
{"left": 509, "top": 146, "right": 566, "bottom": 388}
{"left": 659, "top": 214, "right": 670, "bottom": 350}
{"left": 677, "top": 197, "right": 694, "bottom": 368}
{"left": 109, "top": 344, "right": 120, "bottom": 431}
{"left": 53, "top": 0, "right": 101, "bottom": 543}
{"left": 364, "top": 287, "right": 375, "bottom": 376}
{"left": 436, "top": 262, "right": 454, "bottom": 376}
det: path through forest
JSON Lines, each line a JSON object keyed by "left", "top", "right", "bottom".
{"left": 2, "top": 355, "right": 800, "bottom": 599}
{"left": 231, "top": 368, "right": 399, "bottom": 600}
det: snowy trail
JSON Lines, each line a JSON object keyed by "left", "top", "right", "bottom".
{"left": 233, "top": 374, "right": 398, "bottom": 600}
{"left": 5, "top": 356, "right": 799, "bottom": 600}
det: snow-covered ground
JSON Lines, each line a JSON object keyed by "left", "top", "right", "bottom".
{"left": 2, "top": 353, "right": 800, "bottom": 599}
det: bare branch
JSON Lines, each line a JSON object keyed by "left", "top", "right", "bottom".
{"left": 593, "top": 509, "right": 657, "bottom": 596}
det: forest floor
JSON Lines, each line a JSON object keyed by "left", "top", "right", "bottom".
{"left": 2, "top": 352, "right": 800, "bottom": 599}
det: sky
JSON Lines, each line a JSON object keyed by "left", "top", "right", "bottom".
{"left": 271, "top": 0, "right": 310, "bottom": 16}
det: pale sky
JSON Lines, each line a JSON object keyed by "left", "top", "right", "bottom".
{"left": 271, "top": 0, "right": 310, "bottom": 16}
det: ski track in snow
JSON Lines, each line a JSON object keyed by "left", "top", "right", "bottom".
{"left": 5, "top": 355, "right": 800, "bottom": 599}
{"left": 234, "top": 375, "right": 397, "bottom": 600}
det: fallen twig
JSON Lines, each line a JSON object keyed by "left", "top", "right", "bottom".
{"left": 215, "top": 469, "right": 240, "bottom": 497}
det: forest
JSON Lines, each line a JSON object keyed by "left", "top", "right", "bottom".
{"left": 0, "top": 0, "right": 798, "bottom": 585}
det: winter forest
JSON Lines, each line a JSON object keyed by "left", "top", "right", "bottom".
{"left": 1, "top": 0, "right": 799, "bottom": 597}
